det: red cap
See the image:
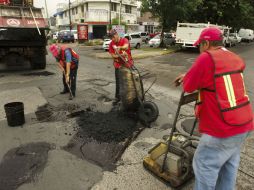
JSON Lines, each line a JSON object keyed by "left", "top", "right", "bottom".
{"left": 194, "top": 27, "right": 223, "bottom": 46}
{"left": 49, "top": 44, "right": 60, "bottom": 57}
{"left": 109, "top": 29, "right": 118, "bottom": 38}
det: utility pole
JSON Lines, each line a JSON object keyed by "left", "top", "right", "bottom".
{"left": 119, "top": 0, "right": 122, "bottom": 25}
{"left": 69, "top": 0, "right": 72, "bottom": 31}
{"left": 109, "top": 0, "right": 112, "bottom": 28}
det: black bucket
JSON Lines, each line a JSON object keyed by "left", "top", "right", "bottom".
{"left": 4, "top": 102, "right": 25, "bottom": 127}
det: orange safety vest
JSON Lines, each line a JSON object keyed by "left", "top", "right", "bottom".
{"left": 196, "top": 47, "right": 253, "bottom": 126}
{"left": 60, "top": 46, "right": 79, "bottom": 69}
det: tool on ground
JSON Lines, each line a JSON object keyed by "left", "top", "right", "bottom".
{"left": 143, "top": 92, "right": 199, "bottom": 187}
{"left": 113, "top": 46, "right": 159, "bottom": 125}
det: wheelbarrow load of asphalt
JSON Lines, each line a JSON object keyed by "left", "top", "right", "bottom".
{"left": 64, "top": 109, "right": 142, "bottom": 171}
{"left": 0, "top": 142, "right": 53, "bottom": 190}
{"left": 118, "top": 65, "right": 159, "bottom": 125}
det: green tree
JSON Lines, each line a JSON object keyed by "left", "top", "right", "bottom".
{"left": 191, "top": 0, "right": 254, "bottom": 30}
{"left": 141, "top": 0, "right": 202, "bottom": 47}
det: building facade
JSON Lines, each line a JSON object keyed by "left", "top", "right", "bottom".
{"left": 54, "top": 0, "right": 138, "bottom": 39}
{"left": 137, "top": 12, "right": 160, "bottom": 34}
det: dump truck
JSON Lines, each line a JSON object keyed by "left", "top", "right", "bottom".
{"left": 0, "top": 0, "right": 48, "bottom": 69}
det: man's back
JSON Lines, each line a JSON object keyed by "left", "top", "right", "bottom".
{"left": 183, "top": 48, "right": 253, "bottom": 137}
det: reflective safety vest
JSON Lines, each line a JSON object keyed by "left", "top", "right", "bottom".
{"left": 196, "top": 47, "right": 253, "bottom": 126}
{"left": 60, "top": 46, "right": 79, "bottom": 69}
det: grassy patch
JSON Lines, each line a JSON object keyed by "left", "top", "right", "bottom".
{"left": 83, "top": 39, "right": 104, "bottom": 46}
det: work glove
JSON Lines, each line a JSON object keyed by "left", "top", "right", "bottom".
{"left": 174, "top": 74, "right": 185, "bottom": 87}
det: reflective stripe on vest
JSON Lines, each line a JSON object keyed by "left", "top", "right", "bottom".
{"left": 60, "top": 46, "right": 79, "bottom": 69}
{"left": 205, "top": 47, "right": 253, "bottom": 126}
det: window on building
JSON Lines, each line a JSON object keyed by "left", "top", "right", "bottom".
{"left": 76, "top": 7, "right": 78, "bottom": 14}
{"left": 72, "top": 8, "right": 75, "bottom": 15}
{"left": 86, "top": 3, "right": 88, "bottom": 11}
{"left": 145, "top": 25, "right": 154, "bottom": 34}
{"left": 60, "top": 14, "right": 63, "bottom": 19}
{"left": 127, "top": 20, "right": 130, "bottom": 24}
{"left": 125, "top": 5, "right": 131, "bottom": 13}
{"left": 111, "top": 3, "right": 117, "bottom": 11}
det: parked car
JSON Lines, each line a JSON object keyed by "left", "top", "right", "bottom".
{"left": 149, "top": 32, "right": 160, "bottom": 39}
{"left": 149, "top": 33, "right": 175, "bottom": 47}
{"left": 53, "top": 31, "right": 59, "bottom": 40}
{"left": 228, "top": 33, "right": 241, "bottom": 45}
{"left": 57, "top": 30, "right": 75, "bottom": 43}
{"left": 102, "top": 35, "right": 111, "bottom": 51}
{"left": 139, "top": 32, "right": 150, "bottom": 43}
{"left": 71, "top": 30, "right": 78, "bottom": 41}
{"left": 102, "top": 33, "right": 142, "bottom": 51}
{"left": 238, "top": 29, "right": 254, "bottom": 42}
{"left": 124, "top": 33, "right": 142, "bottom": 49}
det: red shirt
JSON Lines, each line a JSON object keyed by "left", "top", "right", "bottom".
{"left": 109, "top": 37, "right": 133, "bottom": 68}
{"left": 183, "top": 51, "right": 253, "bottom": 138}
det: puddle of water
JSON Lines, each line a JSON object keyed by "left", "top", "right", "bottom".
{"left": 0, "top": 142, "right": 53, "bottom": 190}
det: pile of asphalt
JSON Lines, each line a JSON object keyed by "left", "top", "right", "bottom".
{"left": 64, "top": 109, "right": 141, "bottom": 170}
{"left": 76, "top": 109, "right": 139, "bottom": 143}
{"left": 35, "top": 103, "right": 90, "bottom": 122}
{"left": 0, "top": 142, "right": 53, "bottom": 190}
{"left": 22, "top": 71, "right": 55, "bottom": 76}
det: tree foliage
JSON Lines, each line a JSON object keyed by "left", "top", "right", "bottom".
{"left": 141, "top": 0, "right": 202, "bottom": 30}
{"left": 141, "top": 0, "right": 254, "bottom": 30}
{"left": 191, "top": 0, "right": 254, "bottom": 30}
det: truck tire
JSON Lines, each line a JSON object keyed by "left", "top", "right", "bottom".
{"left": 30, "top": 54, "right": 46, "bottom": 70}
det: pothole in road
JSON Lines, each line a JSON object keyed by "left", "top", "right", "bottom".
{"left": 86, "top": 79, "right": 111, "bottom": 86}
{"left": 63, "top": 109, "right": 144, "bottom": 171}
{"left": 0, "top": 142, "right": 54, "bottom": 190}
{"left": 97, "top": 95, "right": 113, "bottom": 103}
{"left": 22, "top": 71, "right": 55, "bottom": 76}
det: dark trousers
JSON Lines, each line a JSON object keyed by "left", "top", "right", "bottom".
{"left": 63, "top": 67, "right": 78, "bottom": 96}
{"left": 115, "top": 68, "right": 120, "bottom": 100}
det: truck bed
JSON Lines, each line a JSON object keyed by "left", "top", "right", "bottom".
{"left": 0, "top": 5, "right": 48, "bottom": 29}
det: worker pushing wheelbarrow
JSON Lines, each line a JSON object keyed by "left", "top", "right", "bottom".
{"left": 108, "top": 29, "right": 159, "bottom": 125}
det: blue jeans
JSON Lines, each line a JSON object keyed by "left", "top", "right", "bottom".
{"left": 193, "top": 132, "right": 248, "bottom": 190}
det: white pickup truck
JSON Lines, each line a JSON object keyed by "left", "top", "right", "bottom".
{"left": 175, "top": 22, "right": 231, "bottom": 48}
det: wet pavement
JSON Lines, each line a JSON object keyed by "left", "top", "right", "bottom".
{"left": 0, "top": 42, "right": 253, "bottom": 190}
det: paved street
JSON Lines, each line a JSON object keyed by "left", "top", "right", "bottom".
{"left": 0, "top": 43, "right": 253, "bottom": 190}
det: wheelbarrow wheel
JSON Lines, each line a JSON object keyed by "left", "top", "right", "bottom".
{"left": 138, "top": 101, "right": 159, "bottom": 124}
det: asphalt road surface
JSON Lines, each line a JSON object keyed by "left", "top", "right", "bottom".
{"left": 0, "top": 42, "right": 253, "bottom": 190}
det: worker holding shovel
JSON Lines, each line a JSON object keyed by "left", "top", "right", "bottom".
{"left": 49, "top": 44, "right": 79, "bottom": 100}
{"left": 108, "top": 29, "right": 134, "bottom": 106}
